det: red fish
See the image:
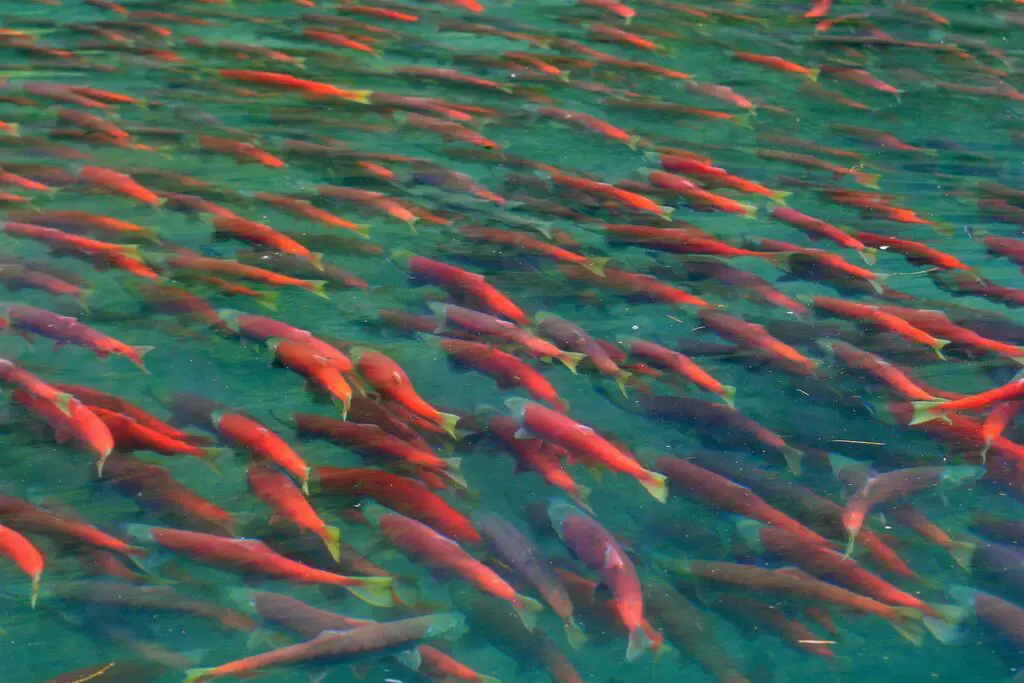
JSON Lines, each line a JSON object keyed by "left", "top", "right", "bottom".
{"left": 217, "top": 310, "right": 351, "bottom": 372}
{"left": 78, "top": 166, "right": 163, "bottom": 206}
{"left": 218, "top": 69, "right": 372, "bottom": 101}
{"left": 350, "top": 347, "right": 460, "bottom": 437}
{"left": 536, "top": 313, "right": 631, "bottom": 393}
{"left": 0, "top": 358, "right": 74, "bottom": 415}
{"left": 733, "top": 52, "right": 819, "bottom": 80}
{"left": 0, "top": 524, "right": 43, "bottom": 607}
{"left": 811, "top": 296, "right": 950, "bottom": 358}
{"left": 506, "top": 399, "right": 667, "bottom": 502}
{"left": 4, "top": 304, "right": 153, "bottom": 372}
{"left": 911, "top": 375, "right": 1024, "bottom": 425}
{"left": 12, "top": 389, "right": 115, "bottom": 474}
{"left": 698, "top": 309, "right": 819, "bottom": 376}
{"left": 619, "top": 337, "right": 734, "bottom": 406}
{"left": 834, "top": 460, "right": 984, "bottom": 555}
{"left": 209, "top": 216, "right": 322, "bottom": 268}
{"left": 371, "top": 508, "right": 542, "bottom": 627}
{"left": 294, "top": 413, "right": 458, "bottom": 475}
{"left": 248, "top": 462, "right": 341, "bottom": 561}
{"left": 435, "top": 338, "right": 567, "bottom": 411}
{"left": 399, "top": 253, "right": 529, "bottom": 325}
{"left": 485, "top": 415, "right": 592, "bottom": 510}
{"left": 268, "top": 339, "right": 354, "bottom": 416}
{"left": 214, "top": 411, "right": 311, "bottom": 491}
{"left": 126, "top": 525, "right": 392, "bottom": 605}
{"left": 656, "top": 456, "right": 828, "bottom": 544}
{"left": 318, "top": 467, "right": 479, "bottom": 544}
{"left": 430, "top": 303, "right": 583, "bottom": 370}
{"left": 548, "top": 501, "right": 657, "bottom": 660}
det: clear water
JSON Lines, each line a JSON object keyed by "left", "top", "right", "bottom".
{"left": 1, "top": 1, "right": 1023, "bottom": 682}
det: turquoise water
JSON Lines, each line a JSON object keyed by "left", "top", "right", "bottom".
{"left": 1, "top": 1, "right": 1024, "bottom": 682}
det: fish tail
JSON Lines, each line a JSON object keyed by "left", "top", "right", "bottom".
{"left": 565, "top": 617, "right": 588, "bottom": 650}
{"left": 856, "top": 172, "right": 881, "bottom": 189}
{"left": 559, "top": 352, "right": 585, "bottom": 374}
{"left": 437, "top": 411, "right": 460, "bottom": 438}
{"left": 923, "top": 604, "right": 967, "bottom": 644}
{"left": 769, "top": 189, "right": 790, "bottom": 204}
{"left": 908, "top": 400, "right": 947, "bottom": 425}
{"left": 807, "top": 68, "right": 820, "bottom": 81}
{"left": 626, "top": 625, "right": 653, "bottom": 662}
{"left": 320, "top": 524, "right": 342, "bottom": 563}
{"left": 332, "top": 393, "right": 351, "bottom": 420}
{"left": 932, "top": 338, "right": 950, "bottom": 360}
{"left": 720, "top": 385, "right": 737, "bottom": 409}
{"left": 572, "top": 483, "right": 593, "bottom": 514}
{"left": 732, "top": 113, "right": 754, "bottom": 129}
{"left": 948, "top": 540, "right": 976, "bottom": 572}
{"left": 305, "top": 280, "right": 331, "bottom": 299}
{"left": 860, "top": 247, "right": 878, "bottom": 265}
{"left": 52, "top": 391, "right": 74, "bottom": 417}
{"left": 256, "top": 290, "right": 279, "bottom": 310}
{"left": 582, "top": 257, "right": 610, "bottom": 277}
{"left": 615, "top": 370, "right": 633, "bottom": 397}
{"left": 513, "top": 594, "right": 543, "bottom": 631}
{"left": 843, "top": 533, "right": 858, "bottom": 559}
{"left": 346, "top": 576, "right": 395, "bottom": 607}
{"left": 309, "top": 251, "right": 325, "bottom": 271}
{"left": 347, "top": 89, "right": 374, "bottom": 104}
{"left": 639, "top": 470, "right": 668, "bottom": 503}
{"left": 781, "top": 445, "right": 804, "bottom": 476}
{"left": 889, "top": 607, "right": 924, "bottom": 646}
{"left": 29, "top": 573, "right": 39, "bottom": 609}
{"left": 183, "top": 668, "right": 213, "bottom": 683}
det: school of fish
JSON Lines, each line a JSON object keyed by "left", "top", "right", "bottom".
{"left": 2, "top": 0, "right": 1024, "bottom": 681}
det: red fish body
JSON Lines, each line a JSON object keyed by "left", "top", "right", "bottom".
{"left": 318, "top": 467, "right": 479, "bottom": 543}
{"left": 294, "top": 413, "right": 455, "bottom": 473}
{"left": 548, "top": 501, "right": 655, "bottom": 661}
{"left": 437, "top": 339, "right": 566, "bottom": 410}
{"left": 0, "top": 524, "right": 43, "bottom": 607}
{"left": 507, "top": 399, "right": 666, "bottom": 501}
{"left": 13, "top": 389, "right": 114, "bottom": 473}
{"left": 247, "top": 462, "right": 341, "bottom": 561}
{"left": 128, "top": 525, "right": 392, "bottom": 605}
{"left": 268, "top": 339, "right": 353, "bottom": 415}
{"left": 374, "top": 510, "right": 542, "bottom": 627}
{"left": 404, "top": 254, "right": 528, "bottom": 325}
{"left": 351, "top": 347, "right": 459, "bottom": 437}
{"left": 5, "top": 304, "right": 153, "bottom": 371}
{"left": 656, "top": 456, "right": 828, "bottom": 544}
{"left": 217, "top": 310, "right": 351, "bottom": 372}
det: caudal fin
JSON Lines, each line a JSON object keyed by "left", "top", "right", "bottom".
{"left": 719, "top": 385, "right": 737, "bottom": 409}
{"left": 347, "top": 576, "right": 395, "bottom": 607}
{"left": 514, "top": 594, "right": 544, "bottom": 631}
{"left": 640, "top": 470, "right": 669, "bottom": 503}
{"left": 626, "top": 625, "right": 653, "bottom": 661}
{"left": 437, "top": 412, "right": 460, "bottom": 439}
{"left": 304, "top": 280, "right": 331, "bottom": 300}
{"left": 183, "top": 668, "right": 213, "bottom": 683}
{"left": 320, "top": 524, "right": 342, "bottom": 563}
{"left": 559, "top": 351, "right": 585, "bottom": 373}
{"left": 582, "top": 257, "right": 610, "bottom": 277}
{"left": 909, "top": 400, "right": 948, "bottom": 425}
{"left": 948, "top": 540, "right": 976, "bottom": 572}
{"left": 565, "top": 618, "right": 588, "bottom": 650}
{"left": 888, "top": 607, "right": 924, "bottom": 646}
